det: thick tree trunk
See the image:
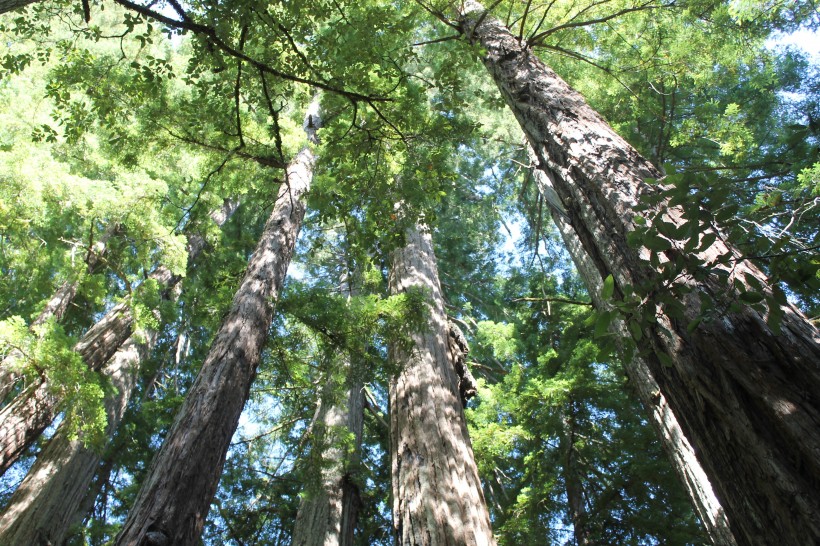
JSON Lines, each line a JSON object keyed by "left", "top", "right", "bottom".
{"left": 114, "top": 103, "right": 319, "bottom": 546}
{"left": 532, "top": 159, "right": 737, "bottom": 545}
{"left": 0, "top": 201, "right": 238, "bottom": 545}
{"left": 459, "top": 4, "right": 820, "bottom": 544}
{"left": 0, "top": 333, "right": 155, "bottom": 546}
{"left": 0, "top": 0, "right": 38, "bottom": 15}
{"left": 0, "top": 200, "right": 238, "bottom": 476}
{"left": 388, "top": 224, "right": 495, "bottom": 546}
{"left": 291, "top": 367, "right": 364, "bottom": 546}
{"left": 0, "top": 301, "right": 132, "bottom": 476}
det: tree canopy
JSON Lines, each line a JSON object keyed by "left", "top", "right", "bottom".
{"left": 0, "top": 0, "right": 817, "bottom": 544}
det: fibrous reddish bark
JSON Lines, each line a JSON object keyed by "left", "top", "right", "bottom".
{"left": 388, "top": 224, "right": 495, "bottom": 546}
{"left": 291, "top": 369, "right": 364, "bottom": 546}
{"left": 0, "top": 201, "right": 238, "bottom": 546}
{"left": 459, "top": 4, "right": 820, "bottom": 544}
{"left": 114, "top": 102, "right": 319, "bottom": 546}
{"left": 532, "top": 158, "right": 737, "bottom": 545}
{"left": 0, "top": 301, "right": 132, "bottom": 476}
{"left": 0, "top": 333, "right": 155, "bottom": 545}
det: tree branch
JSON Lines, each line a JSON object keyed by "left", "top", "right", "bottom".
{"left": 111, "top": 0, "right": 389, "bottom": 102}
{"left": 529, "top": 1, "right": 664, "bottom": 46}
{"left": 510, "top": 296, "right": 593, "bottom": 306}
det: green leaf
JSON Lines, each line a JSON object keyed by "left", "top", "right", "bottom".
{"left": 697, "top": 232, "right": 718, "bottom": 252}
{"left": 657, "top": 352, "right": 674, "bottom": 367}
{"left": 739, "top": 291, "right": 765, "bottom": 304}
{"left": 766, "top": 302, "right": 784, "bottom": 334}
{"left": 772, "top": 284, "right": 788, "bottom": 305}
{"left": 628, "top": 319, "right": 643, "bottom": 341}
{"left": 656, "top": 220, "right": 683, "bottom": 239}
{"left": 744, "top": 272, "right": 765, "bottom": 293}
{"left": 602, "top": 274, "right": 615, "bottom": 300}
{"left": 594, "top": 310, "right": 615, "bottom": 339}
{"left": 644, "top": 233, "right": 672, "bottom": 252}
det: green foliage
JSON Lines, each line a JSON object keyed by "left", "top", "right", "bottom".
{"left": 467, "top": 301, "right": 704, "bottom": 545}
{"left": 278, "top": 281, "right": 429, "bottom": 363}
{"left": 1, "top": 0, "right": 817, "bottom": 543}
{"left": 0, "top": 316, "right": 108, "bottom": 444}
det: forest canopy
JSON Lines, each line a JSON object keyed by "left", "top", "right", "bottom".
{"left": 0, "top": 0, "right": 818, "bottom": 545}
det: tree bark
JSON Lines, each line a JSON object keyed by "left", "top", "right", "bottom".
{"left": 0, "top": 333, "right": 155, "bottom": 546}
{"left": 459, "top": 4, "right": 820, "bottom": 544}
{"left": 388, "top": 223, "right": 495, "bottom": 546}
{"left": 0, "top": 301, "right": 132, "bottom": 476}
{"left": 0, "top": 0, "right": 38, "bottom": 15}
{"left": 531, "top": 155, "right": 737, "bottom": 545}
{"left": 0, "top": 201, "right": 238, "bottom": 546}
{"left": 561, "top": 400, "right": 593, "bottom": 546}
{"left": 291, "top": 366, "right": 364, "bottom": 546}
{"left": 0, "top": 200, "right": 238, "bottom": 477}
{"left": 113, "top": 102, "right": 319, "bottom": 546}
{"left": 292, "top": 271, "right": 366, "bottom": 546}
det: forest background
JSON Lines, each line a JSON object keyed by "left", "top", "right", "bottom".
{"left": 0, "top": 0, "right": 818, "bottom": 545}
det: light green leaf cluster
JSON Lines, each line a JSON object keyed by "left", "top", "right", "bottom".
{"left": 0, "top": 316, "right": 31, "bottom": 373}
{"left": 468, "top": 376, "right": 530, "bottom": 476}
{"left": 474, "top": 320, "right": 517, "bottom": 361}
{"left": 798, "top": 162, "right": 820, "bottom": 195}
{"left": 0, "top": 316, "right": 108, "bottom": 444}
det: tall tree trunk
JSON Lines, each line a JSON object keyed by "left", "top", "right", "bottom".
{"left": 388, "top": 223, "right": 495, "bottom": 546}
{"left": 458, "top": 4, "right": 820, "bottom": 544}
{"left": 291, "top": 365, "right": 364, "bottom": 546}
{"left": 0, "top": 201, "right": 238, "bottom": 546}
{"left": 531, "top": 156, "right": 737, "bottom": 545}
{"left": 0, "top": 333, "right": 156, "bottom": 546}
{"left": 0, "top": 300, "right": 133, "bottom": 476}
{"left": 292, "top": 272, "right": 365, "bottom": 546}
{"left": 0, "top": 201, "right": 238, "bottom": 476}
{"left": 114, "top": 102, "right": 319, "bottom": 546}
{"left": 0, "top": 224, "right": 115, "bottom": 404}
{"left": 561, "top": 400, "right": 592, "bottom": 546}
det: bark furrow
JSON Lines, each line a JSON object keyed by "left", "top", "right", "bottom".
{"left": 459, "top": 4, "right": 820, "bottom": 544}
{"left": 114, "top": 103, "right": 318, "bottom": 546}
{"left": 388, "top": 224, "right": 495, "bottom": 546}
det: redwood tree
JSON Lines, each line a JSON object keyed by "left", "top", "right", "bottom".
{"left": 0, "top": 201, "right": 238, "bottom": 546}
{"left": 291, "top": 364, "right": 364, "bottom": 546}
{"left": 114, "top": 102, "right": 319, "bottom": 546}
{"left": 454, "top": 3, "right": 820, "bottom": 544}
{"left": 388, "top": 223, "right": 495, "bottom": 546}
{"left": 0, "top": 299, "right": 133, "bottom": 476}
{"left": 532, "top": 160, "right": 737, "bottom": 545}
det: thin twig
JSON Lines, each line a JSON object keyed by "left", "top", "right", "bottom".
{"left": 529, "top": 1, "right": 663, "bottom": 45}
